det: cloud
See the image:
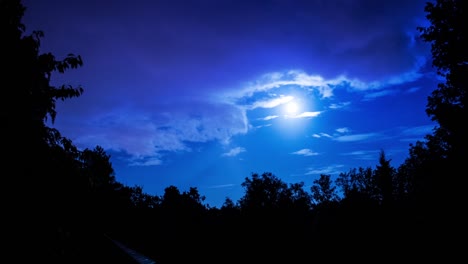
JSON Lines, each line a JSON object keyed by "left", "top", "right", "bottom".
{"left": 341, "top": 150, "right": 381, "bottom": 161}
{"left": 291, "top": 149, "right": 319, "bottom": 156}
{"left": 129, "top": 157, "right": 163, "bottom": 166}
{"left": 249, "top": 95, "right": 294, "bottom": 109}
{"left": 225, "top": 67, "right": 426, "bottom": 109}
{"left": 400, "top": 125, "right": 434, "bottom": 136}
{"left": 329, "top": 102, "right": 351, "bottom": 109}
{"left": 333, "top": 133, "right": 380, "bottom": 142}
{"left": 223, "top": 71, "right": 349, "bottom": 102}
{"left": 363, "top": 89, "right": 398, "bottom": 101}
{"left": 254, "top": 124, "right": 272, "bottom": 129}
{"left": 259, "top": 115, "right": 279, "bottom": 121}
{"left": 312, "top": 133, "right": 332, "bottom": 138}
{"left": 398, "top": 124, "right": 435, "bottom": 142}
{"left": 313, "top": 127, "right": 382, "bottom": 142}
{"left": 236, "top": 71, "right": 336, "bottom": 99}
{"left": 222, "top": 147, "right": 246, "bottom": 157}
{"left": 287, "top": 111, "right": 322, "bottom": 119}
{"left": 68, "top": 101, "right": 249, "bottom": 163}
{"left": 81, "top": 0, "right": 429, "bottom": 86}
{"left": 406, "top": 87, "right": 421, "bottom": 93}
{"left": 335, "top": 127, "right": 350, "bottom": 134}
{"left": 206, "top": 184, "right": 237, "bottom": 189}
{"left": 305, "top": 165, "right": 345, "bottom": 176}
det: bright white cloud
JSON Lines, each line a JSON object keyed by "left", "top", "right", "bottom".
{"left": 225, "top": 69, "right": 422, "bottom": 105}
{"left": 222, "top": 147, "right": 246, "bottom": 157}
{"left": 291, "top": 149, "right": 319, "bottom": 156}
{"left": 312, "top": 133, "right": 332, "bottom": 138}
{"left": 336, "top": 127, "right": 350, "bottom": 134}
{"left": 249, "top": 95, "right": 294, "bottom": 109}
{"left": 287, "top": 111, "right": 322, "bottom": 119}
{"left": 232, "top": 70, "right": 338, "bottom": 99}
{"left": 222, "top": 71, "right": 324, "bottom": 101}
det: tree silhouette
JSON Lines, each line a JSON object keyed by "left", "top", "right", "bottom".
{"left": 310, "top": 174, "right": 338, "bottom": 207}
{"left": 1, "top": 2, "right": 146, "bottom": 262}
{"left": 412, "top": 0, "right": 467, "bottom": 257}
{"left": 239, "top": 172, "right": 289, "bottom": 212}
{"left": 417, "top": 0, "right": 467, "bottom": 164}
{"left": 336, "top": 166, "right": 378, "bottom": 204}
{"left": 1, "top": 0, "right": 89, "bottom": 260}
{"left": 374, "top": 150, "right": 395, "bottom": 206}
{"left": 416, "top": 0, "right": 467, "bottom": 204}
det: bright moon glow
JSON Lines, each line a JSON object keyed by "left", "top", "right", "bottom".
{"left": 285, "top": 101, "right": 299, "bottom": 114}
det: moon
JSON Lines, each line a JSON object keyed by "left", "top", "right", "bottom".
{"left": 285, "top": 101, "right": 299, "bottom": 114}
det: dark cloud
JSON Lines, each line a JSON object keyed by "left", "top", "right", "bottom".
{"left": 24, "top": 0, "right": 430, "bottom": 82}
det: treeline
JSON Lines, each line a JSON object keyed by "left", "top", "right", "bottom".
{"left": 3, "top": 0, "right": 465, "bottom": 262}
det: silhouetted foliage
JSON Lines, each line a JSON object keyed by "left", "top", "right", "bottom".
{"left": 221, "top": 196, "right": 238, "bottom": 210}
{"left": 374, "top": 149, "right": 395, "bottom": 206}
{"left": 239, "top": 172, "right": 312, "bottom": 214}
{"left": 239, "top": 172, "right": 288, "bottom": 211}
{"left": 336, "top": 166, "right": 378, "bottom": 203}
{"left": 418, "top": 1, "right": 467, "bottom": 161}
{"left": 310, "top": 174, "right": 338, "bottom": 207}
{"left": 417, "top": 0, "right": 467, "bottom": 196}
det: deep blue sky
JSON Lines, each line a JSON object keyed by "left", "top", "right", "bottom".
{"left": 23, "top": 0, "right": 438, "bottom": 208}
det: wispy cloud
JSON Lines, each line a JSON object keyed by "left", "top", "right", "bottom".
{"left": 206, "top": 183, "right": 237, "bottom": 189}
{"left": 400, "top": 125, "right": 434, "bottom": 136}
{"left": 405, "top": 87, "right": 421, "bottom": 93}
{"left": 222, "top": 147, "right": 246, "bottom": 157}
{"left": 254, "top": 124, "right": 273, "bottom": 129}
{"left": 305, "top": 165, "right": 345, "bottom": 176}
{"left": 335, "top": 127, "right": 350, "bottom": 134}
{"left": 313, "top": 127, "right": 381, "bottom": 142}
{"left": 341, "top": 150, "right": 381, "bottom": 161}
{"left": 329, "top": 101, "right": 351, "bottom": 109}
{"left": 398, "top": 124, "right": 434, "bottom": 142}
{"left": 312, "top": 133, "right": 332, "bottom": 138}
{"left": 259, "top": 115, "right": 279, "bottom": 121}
{"left": 363, "top": 89, "right": 398, "bottom": 101}
{"left": 223, "top": 68, "right": 424, "bottom": 111}
{"left": 232, "top": 71, "right": 338, "bottom": 99}
{"left": 225, "top": 70, "right": 394, "bottom": 104}
{"left": 249, "top": 95, "right": 294, "bottom": 109}
{"left": 291, "top": 149, "right": 319, "bottom": 157}
{"left": 286, "top": 111, "right": 322, "bottom": 119}
{"left": 333, "top": 133, "right": 380, "bottom": 142}
{"left": 129, "top": 156, "right": 163, "bottom": 167}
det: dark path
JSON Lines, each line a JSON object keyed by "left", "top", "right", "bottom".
{"left": 105, "top": 234, "right": 156, "bottom": 264}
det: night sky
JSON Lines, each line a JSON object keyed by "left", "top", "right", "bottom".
{"left": 23, "top": 0, "right": 438, "bottom": 208}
